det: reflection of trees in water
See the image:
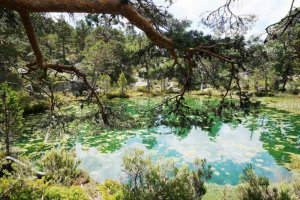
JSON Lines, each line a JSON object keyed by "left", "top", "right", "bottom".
{"left": 147, "top": 97, "right": 300, "bottom": 166}
{"left": 18, "top": 97, "right": 300, "bottom": 167}
{"left": 148, "top": 97, "right": 255, "bottom": 139}
{"left": 250, "top": 108, "right": 300, "bottom": 165}
{"left": 141, "top": 129, "right": 158, "bottom": 149}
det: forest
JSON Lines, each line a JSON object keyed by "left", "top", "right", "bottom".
{"left": 0, "top": 0, "right": 300, "bottom": 199}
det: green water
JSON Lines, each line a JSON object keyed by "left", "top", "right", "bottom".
{"left": 14, "top": 97, "right": 300, "bottom": 185}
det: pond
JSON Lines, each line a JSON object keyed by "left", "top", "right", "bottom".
{"left": 15, "top": 97, "right": 300, "bottom": 185}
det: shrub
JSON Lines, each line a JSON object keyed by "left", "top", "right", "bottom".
{"left": 42, "top": 149, "right": 88, "bottom": 186}
{"left": 121, "top": 149, "right": 212, "bottom": 200}
{"left": 99, "top": 179, "right": 124, "bottom": 200}
{"left": 0, "top": 161, "right": 45, "bottom": 200}
{"left": 254, "top": 91, "right": 274, "bottom": 97}
{"left": 98, "top": 74, "right": 112, "bottom": 94}
{"left": 136, "top": 86, "right": 148, "bottom": 93}
{"left": 23, "top": 100, "right": 50, "bottom": 115}
{"left": 0, "top": 158, "right": 89, "bottom": 200}
{"left": 288, "top": 154, "right": 300, "bottom": 171}
{"left": 106, "top": 90, "right": 130, "bottom": 99}
{"left": 237, "top": 165, "right": 291, "bottom": 200}
{"left": 44, "top": 186, "right": 89, "bottom": 200}
{"left": 117, "top": 72, "right": 128, "bottom": 95}
{"left": 19, "top": 92, "right": 50, "bottom": 115}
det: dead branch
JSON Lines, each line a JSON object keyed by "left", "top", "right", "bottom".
{"left": 4, "top": 156, "right": 46, "bottom": 178}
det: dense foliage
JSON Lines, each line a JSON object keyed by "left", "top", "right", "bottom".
{"left": 0, "top": 1, "right": 300, "bottom": 200}
{"left": 0, "top": 83, "right": 23, "bottom": 156}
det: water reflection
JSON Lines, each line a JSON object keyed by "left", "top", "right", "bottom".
{"left": 16, "top": 98, "right": 300, "bottom": 186}
{"left": 76, "top": 123, "right": 291, "bottom": 185}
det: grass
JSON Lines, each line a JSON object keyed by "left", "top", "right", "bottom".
{"left": 203, "top": 183, "right": 238, "bottom": 200}
{"left": 260, "top": 93, "right": 300, "bottom": 114}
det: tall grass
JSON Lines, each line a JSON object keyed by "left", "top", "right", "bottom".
{"left": 261, "top": 94, "right": 300, "bottom": 114}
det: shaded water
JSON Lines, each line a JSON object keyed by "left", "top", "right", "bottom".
{"left": 15, "top": 97, "right": 300, "bottom": 185}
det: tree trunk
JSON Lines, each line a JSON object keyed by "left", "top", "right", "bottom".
{"left": 145, "top": 61, "right": 150, "bottom": 93}
{"left": 62, "top": 40, "right": 66, "bottom": 62}
{"left": 160, "top": 79, "right": 164, "bottom": 92}
{"left": 200, "top": 70, "right": 203, "bottom": 91}
{"left": 264, "top": 76, "right": 268, "bottom": 92}
{"left": 281, "top": 78, "right": 288, "bottom": 92}
{"left": 0, "top": 64, "right": 7, "bottom": 83}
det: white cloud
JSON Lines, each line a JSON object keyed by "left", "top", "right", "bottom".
{"left": 51, "top": 0, "right": 300, "bottom": 37}
{"left": 167, "top": 0, "right": 300, "bottom": 36}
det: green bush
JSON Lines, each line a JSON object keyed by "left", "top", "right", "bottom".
{"left": 237, "top": 165, "right": 291, "bottom": 200}
{"left": 136, "top": 86, "right": 148, "bottom": 93}
{"left": 0, "top": 162, "right": 45, "bottom": 200}
{"left": 106, "top": 91, "right": 130, "bottom": 99}
{"left": 121, "top": 149, "right": 212, "bottom": 200}
{"left": 99, "top": 179, "right": 124, "bottom": 200}
{"left": 289, "top": 154, "right": 300, "bottom": 169}
{"left": 42, "top": 149, "right": 89, "bottom": 186}
{"left": 19, "top": 92, "right": 50, "bottom": 115}
{"left": 0, "top": 160, "right": 89, "bottom": 200}
{"left": 44, "top": 186, "right": 89, "bottom": 200}
{"left": 254, "top": 91, "right": 274, "bottom": 97}
{"left": 23, "top": 100, "right": 50, "bottom": 115}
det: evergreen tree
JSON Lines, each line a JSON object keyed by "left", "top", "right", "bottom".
{"left": 117, "top": 72, "right": 127, "bottom": 95}
{"left": 0, "top": 83, "right": 23, "bottom": 156}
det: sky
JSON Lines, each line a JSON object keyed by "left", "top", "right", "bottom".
{"left": 52, "top": 0, "right": 300, "bottom": 38}
{"left": 166, "top": 0, "right": 300, "bottom": 37}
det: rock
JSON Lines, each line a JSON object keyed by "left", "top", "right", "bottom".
{"left": 53, "top": 81, "right": 72, "bottom": 92}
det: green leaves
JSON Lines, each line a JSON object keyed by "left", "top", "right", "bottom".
{"left": 238, "top": 165, "right": 293, "bottom": 200}
{"left": 0, "top": 83, "right": 23, "bottom": 155}
{"left": 41, "top": 149, "right": 88, "bottom": 186}
{"left": 117, "top": 72, "right": 128, "bottom": 95}
{"left": 121, "top": 148, "right": 212, "bottom": 200}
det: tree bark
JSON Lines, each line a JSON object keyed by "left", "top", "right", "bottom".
{"left": 0, "top": 64, "right": 8, "bottom": 83}
{"left": 145, "top": 60, "right": 151, "bottom": 93}
{"left": 4, "top": 156, "right": 46, "bottom": 178}
{"left": 62, "top": 40, "right": 66, "bottom": 62}
{"left": 281, "top": 77, "right": 288, "bottom": 92}
{"left": 1, "top": 0, "right": 234, "bottom": 64}
{"left": 264, "top": 76, "right": 268, "bottom": 92}
{"left": 19, "top": 10, "right": 44, "bottom": 68}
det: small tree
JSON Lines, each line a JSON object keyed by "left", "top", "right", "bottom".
{"left": 0, "top": 83, "right": 23, "bottom": 156}
{"left": 98, "top": 74, "right": 111, "bottom": 94}
{"left": 117, "top": 72, "right": 127, "bottom": 95}
{"left": 237, "top": 165, "right": 291, "bottom": 200}
{"left": 42, "top": 149, "right": 88, "bottom": 186}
